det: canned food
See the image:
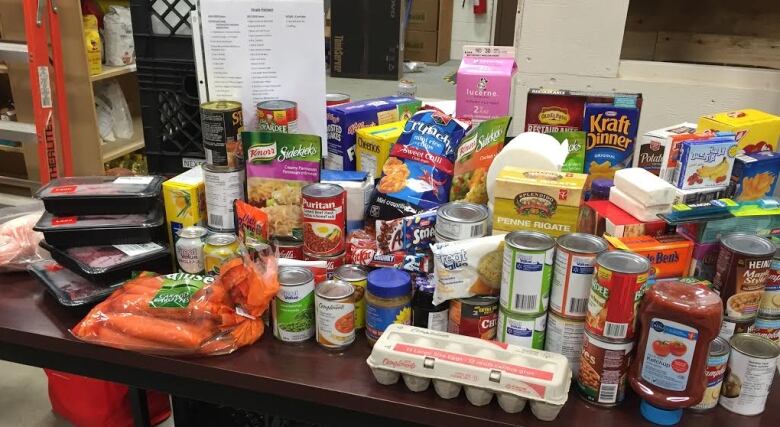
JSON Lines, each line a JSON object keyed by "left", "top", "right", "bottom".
{"left": 204, "top": 233, "right": 240, "bottom": 275}
{"left": 759, "top": 249, "right": 780, "bottom": 316}
{"left": 749, "top": 315, "right": 780, "bottom": 343}
{"left": 274, "top": 239, "right": 304, "bottom": 260}
{"left": 712, "top": 233, "right": 775, "bottom": 320}
{"left": 302, "top": 183, "right": 346, "bottom": 256}
{"left": 497, "top": 307, "right": 547, "bottom": 349}
{"left": 412, "top": 275, "right": 449, "bottom": 332}
{"left": 576, "top": 331, "right": 633, "bottom": 406}
{"left": 200, "top": 100, "right": 244, "bottom": 167}
{"left": 334, "top": 264, "right": 368, "bottom": 329}
{"left": 326, "top": 93, "right": 350, "bottom": 106}
{"left": 500, "top": 231, "right": 555, "bottom": 315}
{"left": 435, "top": 202, "right": 489, "bottom": 241}
{"left": 315, "top": 279, "right": 355, "bottom": 351}
{"left": 719, "top": 334, "right": 780, "bottom": 415}
{"left": 719, "top": 315, "right": 755, "bottom": 341}
{"left": 304, "top": 251, "right": 346, "bottom": 279}
{"left": 448, "top": 296, "right": 498, "bottom": 340}
{"left": 585, "top": 251, "right": 650, "bottom": 341}
{"left": 545, "top": 312, "right": 586, "bottom": 376}
{"left": 257, "top": 100, "right": 298, "bottom": 133}
{"left": 203, "top": 164, "right": 245, "bottom": 232}
{"left": 273, "top": 266, "right": 315, "bottom": 343}
{"left": 175, "top": 226, "right": 207, "bottom": 274}
{"left": 689, "top": 337, "right": 730, "bottom": 411}
{"left": 550, "top": 233, "right": 608, "bottom": 319}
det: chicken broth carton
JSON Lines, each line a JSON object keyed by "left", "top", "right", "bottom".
{"left": 455, "top": 46, "right": 517, "bottom": 123}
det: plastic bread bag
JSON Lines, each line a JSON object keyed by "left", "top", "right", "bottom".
{"left": 72, "top": 250, "right": 279, "bottom": 356}
{"left": 0, "top": 201, "right": 47, "bottom": 272}
{"left": 430, "top": 234, "right": 504, "bottom": 305}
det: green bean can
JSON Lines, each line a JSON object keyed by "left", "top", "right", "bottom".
{"left": 273, "top": 266, "right": 315, "bottom": 343}
{"left": 500, "top": 231, "right": 556, "bottom": 314}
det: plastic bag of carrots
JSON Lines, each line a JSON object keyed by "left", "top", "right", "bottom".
{"left": 72, "top": 253, "right": 279, "bottom": 356}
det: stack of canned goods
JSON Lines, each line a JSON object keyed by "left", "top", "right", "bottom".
{"left": 301, "top": 183, "right": 348, "bottom": 278}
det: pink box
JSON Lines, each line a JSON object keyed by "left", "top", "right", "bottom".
{"left": 455, "top": 46, "right": 517, "bottom": 123}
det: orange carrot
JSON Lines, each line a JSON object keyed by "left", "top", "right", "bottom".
{"left": 104, "top": 314, "right": 212, "bottom": 349}
{"left": 93, "top": 325, "right": 181, "bottom": 352}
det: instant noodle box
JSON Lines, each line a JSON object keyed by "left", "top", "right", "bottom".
{"left": 698, "top": 109, "right": 780, "bottom": 154}
{"left": 492, "top": 167, "right": 586, "bottom": 238}
{"left": 355, "top": 121, "right": 405, "bottom": 179}
{"left": 604, "top": 234, "right": 694, "bottom": 279}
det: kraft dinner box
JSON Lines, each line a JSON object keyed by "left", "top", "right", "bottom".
{"left": 455, "top": 45, "right": 517, "bottom": 123}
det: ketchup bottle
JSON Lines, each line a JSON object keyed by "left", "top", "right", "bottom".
{"left": 629, "top": 281, "right": 722, "bottom": 425}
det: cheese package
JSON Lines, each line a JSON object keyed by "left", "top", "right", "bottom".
{"left": 698, "top": 109, "right": 780, "bottom": 154}
{"left": 605, "top": 234, "right": 694, "bottom": 279}
{"left": 492, "top": 168, "right": 586, "bottom": 237}
{"left": 613, "top": 168, "right": 676, "bottom": 206}
{"left": 608, "top": 187, "right": 671, "bottom": 223}
{"left": 583, "top": 200, "right": 668, "bottom": 238}
{"left": 355, "top": 121, "right": 405, "bottom": 179}
{"left": 672, "top": 135, "right": 738, "bottom": 190}
{"left": 729, "top": 151, "right": 780, "bottom": 201}
{"left": 633, "top": 123, "right": 697, "bottom": 176}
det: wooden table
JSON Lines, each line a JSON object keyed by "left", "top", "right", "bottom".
{"left": 0, "top": 271, "right": 776, "bottom": 427}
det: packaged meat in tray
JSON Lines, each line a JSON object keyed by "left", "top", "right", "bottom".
{"left": 28, "top": 259, "right": 123, "bottom": 306}
{"left": 40, "top": 240, "right": 171, "bottom": 285}
{"left": 366, "top": 324, "right": 571, "bottom": 421}
{"left": 33, "top": 205, "right": 165, "bottom": 248}
{"left": 35, "top": 176, "right": 164, "bottom": 215}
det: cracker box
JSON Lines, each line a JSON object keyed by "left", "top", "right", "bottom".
{"left": 605, "top": 234, "right": 694, "bottom": 279}
{"left": 698, "top": 109, "right": 780, "bottom": 154}
{"left": 584, "top": 200, "right": 668, "bottom": 238}
{"left": 455, "top": 46, "right": 517, "bottom": 123}
{"left": 634, "top": 123, "right": 697, "bottom": 176}
{"left": 326, "top": 97, "right": 421, "bottom": 171}
{"left": 355, "top": 121, "right": 405, "bottom": 179}
{"left": 492, "top": 167, "right": 586, "bottom": 237}
{"left": 729, "top": 151, "right": 780, "bottom": 201}
{"left": 162, "top": 166, "right": 206, "bottom": 259}
{"left": 584, "top": 104, "right": 641, "bottom": 183}
{"left": 673, "top": 136, "right": 738, "bottom": 190}
{"left": 524, "top": 89, "right": 642, "bottom": 133}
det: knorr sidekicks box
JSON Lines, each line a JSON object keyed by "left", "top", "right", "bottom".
{"left": 455, "top": 45, "right": 517, "bottom": 123}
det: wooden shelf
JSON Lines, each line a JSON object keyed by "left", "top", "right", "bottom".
{"left": 100, "top": 118, "right": 144, "bottom": 162}
{"left": 0, "top": 143, "right": 22, "bottom": 154}
{"left": 89, "top": 64, "right": 136, "bottom": 82}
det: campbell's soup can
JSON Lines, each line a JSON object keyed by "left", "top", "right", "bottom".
{"left": 749, "top": 315, "right": 780, "bottom": 343}
{"left": 257, "top": 100, "right": 298, "bottom": 133}
{"left": 314, "top": 279, "right": 355, "bottom": 351}
{"left": 545, "top": 311, "right": 586, "bottom": 376}
{"left": 273, "top": 239, "right": 304, "bottom": 260}
{"left": 576, "top": 331, "right": 633, "bottom": 406}
{"left": 690, "top": 337, "right": 731, "bottom": 411}
{"left": 550, "top": 233, "right": 608, "bottom": 319}
{"left": 712, "top": 233, "right": 775, "bottom": 320}
{"left": 302, "top": 183, "right": 346, "bottom": 256}
{"left": 304, "top": 250, "right": 346, "bottom": 279}
{"left": 720, "top": 334, "right": 780, "bottom": 415}
{"left": 448, "top": 296, "right": 498, "bottom": 340}
{"left": 585, "top": 251, "right": 650, "bottom": 341}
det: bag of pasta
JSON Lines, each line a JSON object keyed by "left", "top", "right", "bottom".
{"left": 72, "top": 252, "right": 279, "bottom": 356}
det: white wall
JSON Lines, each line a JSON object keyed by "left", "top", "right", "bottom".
{"left": 450, "top": 0, "right": 495, "bottom": 59}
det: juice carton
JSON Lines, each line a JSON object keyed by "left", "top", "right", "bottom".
{"left": 729, "top": 151, "right": 780, "bottom": 201}
{"left": 584, "top": 104, "right": 641, "bottom": 184}
{"left": 524, "top": 89, "right": 642, "bottom": 133}
{"left": 698, "top": 109, "right": 780, "bottom": 154}
{"left": 673, "top": 135, "right": 738, "bottom": 190}
{"left": 605, "top": 234, "right": 694, "bottom": 279}
{"left": 355, "top": 121, "right": 405, "bottom": 179}
{"left": 634, "top": 123, "right": 697, "bottom": 176}
{"left": 326, "top": 97, "right": 421, "bottom": 171}
{"left": 162, "top": 166, "right": 206, "bottom": 253}
{"left": 455, "top": 45, "right": 517, "bottom": 123}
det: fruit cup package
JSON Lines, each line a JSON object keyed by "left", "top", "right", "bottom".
{"left": 28, "top": 259, "right": 123, "bottom": 306}
{"left": 672, "top": 136, "right": 738, "bottom": 190}
{"left": 729, "top": 151, "right": 780, "bottom": 201}
{"left": 604, "top": 234, "right": 694, "bottom": 279}
{"left": 33, "top": 206, "right": 165, "bottom": 248}
{"left": 366, "top": 324, "right": 571, "bottom": 420}
{"left": 40, "top": 241, "right": 171, "bottom": 285}
{"left": 36, "top": 176, "right": 164, "bottom": 216}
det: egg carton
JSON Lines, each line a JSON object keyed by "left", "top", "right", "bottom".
{"left": 366, "top": 324, "right": 571, "bottom": 421}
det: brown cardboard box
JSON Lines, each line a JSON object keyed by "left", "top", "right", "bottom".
{"left": 405, "top": 30, "right": 439, "bottom": 63}
{"left": 404, "top": 1, "right": 452, "bottom": 64}
{"left": 407, "top": 0, "right": 439, "bottom": 32}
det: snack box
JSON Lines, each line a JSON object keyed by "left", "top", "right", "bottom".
{"left": 583, "top": 104, "right": 641, "bottom": 184}
{"left": 658, "top": 132, "right": 718, "bottom": 184}
{"left": 40, "top": 241, "right": 171, "bottom": 285}
{"left": 492, "top": 167, "right": 586, "bottom": 238}
{"left": 455, "top": 45, "right": 517, "bottom": 123}
{"left": 321, "top": 169, "right": 374, "bottom": 233}
{"left": 367, "top": 324, "right": 571, "bottom": 420}
{"left": 634, "top": 122, "right": 697, "bottom": 176}
{"left": 688, "top": 241, "right": 720, "bottom": 281}
{"left": 584, "top": 200, "right": 668, "bottom": 238}
{"left": 355, "top": 121, "right": 405, "bottom": 179}
{"left": 326, "top": 97, "right": 422, "bottom": 171}
{"left": 163, "top": 166, "right": 206, "bottom": 252}
{"left": 604, "top": 234, "right": 694, "bottom": 279}
{"left": 524, "top": 88, "right": 642, "bottom": 133}
{"left": 36, "top": 176, "right": 164, "bottom": 216}
{"left": 698, "top": 109, "right": 780, "bottom": 154}
{"left": 28, "top": 259, "right": 123, "bottom": 306}
{"left": 33, "top": 207, "right": 165, "bottom": 248}
{"left": 672, "top": 136, "right": 738, "bottom": 190}
{"left": 729, "top": 151, "right": 780, "bottom": 201}
{"left": 375, "top": 210, "right": 437, "bottom": 254}
{"left": 672, "top": 185, "right": 729, "bottom": 205}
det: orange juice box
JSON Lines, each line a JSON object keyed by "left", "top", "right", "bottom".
{"left": 163, "top": 166, "right": 206, "bottom": 252}
{"left": 604, "top": 234, "right": 694, "bottom": 279}
{"left": 698, "top": 109, "right": 780, "bottom": 154}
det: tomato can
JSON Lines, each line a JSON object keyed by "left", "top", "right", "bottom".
{"left": 435, "top": 202, "right": 489, "bottom": 241}
{"left": 690, "top": 337, "right": 731, "bottom": 411}
{"left": 204, "top": 233, "right": 240, "bottom": 275}
{"left": 545, "top": 311, "right": 586, "bottom": 376}
{"left": 497, "top": 307, "right": 546, "bottom": 350}
{"left": 576, "top": 330, "right": 634, "bottom": 406}
{"left": 585, "top": 251, "right": 650, "bottom": 341}
{"left": 273, "top": 266, "right": 315, "bottom": 343}
{"left": 719, "top": 315, "right": 755, "bottom": 341}
{"left": 273, "top": 239, "right": 304, "bottom": 260}
{"left": 203, "top": 164, "right": 245, "bottom": 232}
{"left": 302, "top": 183, "right": 346, "bottom": 256}
{"left": 326, "top": 93, "right": 350, "bottom": 107}
{"left": 500, "top": 231, "right": 556, "bottom": 315}
{"left": 720, "top": 334, "right": 780, "bottom": 415}
{"left": 448, "top": 296, "right": 498, "bottom": 340}
{"left": 334, "top": 264, "right": 368, "bottom": 330}
{"left": 314, "top": 279, "right": 355, "bottom": 351}
{"left": 200, "top": 100, "right": 244, "bottom": 168}
{"left": 712, "top": 233, "right": 775, "bottom": 320}
{"left": 257, "top": 100, "right": 298, "bottom": 133}
{"left": 550, "top": 233, "right": 608, "bottom": 319}
{"left": 749, "top": 315, "right": 780, "bottom": 343}
{"left": 304, "top": 250, "right": 346, "bottom": 279}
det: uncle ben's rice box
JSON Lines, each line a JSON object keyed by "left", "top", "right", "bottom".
{"left": 492, "top": 167, "right": 586, "bottom": 238}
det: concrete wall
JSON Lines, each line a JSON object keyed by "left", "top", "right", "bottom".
{"left": 450, "top": 0, "right": 495, "bottom": 59}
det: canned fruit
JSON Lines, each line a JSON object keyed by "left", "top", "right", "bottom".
{"left": 545, "top": 313, "right": 585, "bottom": 376}
{"left": 712, "top": 233, "right": 775, "bottom": 319}
{"left": 273, "top": 267, "right": 315, "bottom": 343}
{"left": 500, "top": 231, "right": 555, "bottom": 315}
{"left": 201, "top": 101, "right": 244, "bottom": 168}
{"left": 720, "top": 334, "right": 780, "bottom": 415}
{"left": 497, "top": 308, "right": 547, "bottom": 350}
{"left": 550, "top": 233, "right": 608, "bottom": 318}
{"left": 302, "top": 183, "right": 346, "bottom": 256}
{"left": 257, "top": 100, "right": 298, "bottom": 133}
{"left": 448, "top": 296, "right": 498, "bottom": 340}
{"left": 577, "top": 332, "right": 633, "bottom": 405}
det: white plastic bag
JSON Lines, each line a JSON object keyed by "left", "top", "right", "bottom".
{"left": 103, "top": 6, "right": 135, "bottom": 66}
{"left": 95, "top": 81, "right": 133, "bottom": 140}
{"left": 0, "top": 202, "right": 47, "bottom": 272}
{"left": 95, "top": 96, "right": 116, "bottom": 142}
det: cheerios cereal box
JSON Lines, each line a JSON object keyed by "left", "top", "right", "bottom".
{"left": 584, "top": 104, "right": 640, "bottom": 187}
{"left": 729, "top": 151, "right": 780, "bottom": 201}
{"left": 698, "top": 109, "right": 780, "bottom": 154}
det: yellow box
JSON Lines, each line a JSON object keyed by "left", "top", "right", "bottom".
{"left": 698, "top": 109, "right": 780, "bottom": 154}
{"left": 355, "top": 120, "right": 405, "bottom": 178}
{"left": 492, "top": 167, "right": 587, "bottom": 237}
{"left": 163, "top": 166, "right": 206, "bottom": 252}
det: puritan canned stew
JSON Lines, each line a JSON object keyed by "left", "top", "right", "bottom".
{"left": 273, "top": 266, "right": 315, "bottom": 343}
{"left": 501, "top": 231, "right": 555, "bottom": 315}
{"left": 315, "top": 279, "right": 355, "bottom": 351}
{"left": 550, "top": 233, "right": 608, "bottom": 319}
{"left": 302, "top": 183, "right": 346, "bottom": 256}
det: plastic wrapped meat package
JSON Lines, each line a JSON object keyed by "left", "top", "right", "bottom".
{"left": 0, "top": 202, "right": 47, "bottom": 272}
{"left": 35, "top": 176, "right": 164, "bottom": 215}
{"left": 28, "top": 259, "right": 124, "bottom": 306}
{"left": 33, "top": 207, "right": 165, "bottom": 248}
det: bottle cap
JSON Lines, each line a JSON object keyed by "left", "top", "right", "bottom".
{"left": 640, "top": 400, "right": 683, "bottom": 426}
{"left": 367, "top": 268, "right": 411, "bottom": 299}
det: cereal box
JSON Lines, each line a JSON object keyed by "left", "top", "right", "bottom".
{"left": 673, "top": 136, "right": 738, "bottom": 190}
{"left": 584, "top": 104, "right": 641, "bottom": 184}
{"left": 492, "top": 167, "right": 587, "bottom": 237}
{"left": 729, "top": 151, "right": 780, "bottom": 201}
{"left": 524, "top": 88, "right": 642, "bottom": 134}
{"left": 634, "top": 123, "right": 697, "bottom": 176}
{"left": 450, "top": 116, "right": 511, "bottom": 204}
{"left": 326, "top": 97, "right": 421, "bottom": 171}
{"left": 605, "top": 234, "right": 694, "bottom": 279}
{"left": 455, "top": 46, "right": 517, "bottom": 123}
{"left": 547, "top": 131, "right": 586, "bottom": 173}
{"left": 162, "top": 166, "right": 206, "bottom": 255}
{"left": 698, "top": 109, "right": 780, "bottom": 154}
{"left": 355, "top": 121, "right": 405, "bottom": 179}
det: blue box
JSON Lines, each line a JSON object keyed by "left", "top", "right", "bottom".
{"left": 673, "top": 136, "right": 738, "bottom": 190}
{"left": 583, "top": 104, "right": 641, "bottom": 179}
{"left": 730, "top": 151, "right": 780, "bottom": 201}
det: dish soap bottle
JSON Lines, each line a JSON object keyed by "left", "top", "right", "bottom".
{"left": 629, "top": 281, "right": 722, "bottom": 425}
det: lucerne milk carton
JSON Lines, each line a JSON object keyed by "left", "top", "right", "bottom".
{"left": 455, "top": 45, "right": 517, "bottom": 123}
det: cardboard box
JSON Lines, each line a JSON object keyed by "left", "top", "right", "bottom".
{"left": 163, "top": 166, "right": 206, "bottom": 263}
{"left": 698, "top": 109, "right": 780, "bottom": 154}
{"left": 456, "top": 46, "right": 518, "bottom": 123}
{"left": 524, "top": 89, "right": 643, "bottom": 133}
{"left": 634, "top": 123, "right": 697, "bottom": 176}
{"left": 405, "top": 30, "right": 439, "bottom": 63}
{"left": 729, "top": 151, "right": 780, "bottom": 201}
{"left": 330, "top": 0, "right": 404, "bottom": 80}
{"left": 404, "top": 0, "right": 452, "bottom": 64}
{"left": 355, "top": 121, "right": 406, "bottom": 178}
{"left": 585, "top": 200, "right": 668, "bottom": 238}
{"left": 605, "top": 234, "right": 694, "bottom": 279}
{"left": 407, "top": 0, "right": 439, "bottom": 31}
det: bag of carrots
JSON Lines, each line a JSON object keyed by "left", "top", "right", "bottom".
{"left": 72, "top": 253, "right": 279, "bottom": 356}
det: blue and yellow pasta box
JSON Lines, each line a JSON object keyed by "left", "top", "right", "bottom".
{"left": 730, "top": 151, "right": 780, "bottom": 201}
{"left": 583, "top": 104, "right": 640, "bottom": 186}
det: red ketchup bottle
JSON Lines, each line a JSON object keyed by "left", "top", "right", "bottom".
{"left": 629, "top": 281, "right": 722, "bottom": 425}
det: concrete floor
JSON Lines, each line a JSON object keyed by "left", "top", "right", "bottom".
{"left": 326, "top": 60, "right": 458, "bottom": 100}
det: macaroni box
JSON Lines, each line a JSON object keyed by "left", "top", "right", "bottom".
{"left": 698, "top": 109, "right": 780, "bottom": 154}
{"left": 584, "top": 104, "right": 641, "bottom": 184}
{"left": 673, "top": 135, "right": 738, "bottom": 190}
{"left": 634, "top": 123, "right": 697, "bottom": 176}
{"left": 455, "top": 45, "right": 517, "bottom": 123}
{"left": 729, "top": 151, "right": 780, "bottom": 201}
{"left": 162, "top": 166, "right": 206, "bottom": 261}
{"left": 492, "top": 167, "right": 586, "bottom": 237}
{"left": 355, "top": 121, "right": 405, "bottom": 179}
{"left": 326, "top": 97, "right": 421, "bottom": 171}
{"left": 524, "top": 88, "right": 642, "bottom": 134}
{"left": 604, "top": 234, "right": 694, "bottom": 279}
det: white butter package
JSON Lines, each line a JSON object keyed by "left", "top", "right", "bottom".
{"left": 367, "top": 324, "right": 571, "bottom": 420}
{"left": 320, "top": 170, "right": 373, "bottom": 233}
{"left": 609, "top": 187, "right": 671, "bottom": 222}
{"left": 614, "top": 168, "right": 676, "bottom": 206}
